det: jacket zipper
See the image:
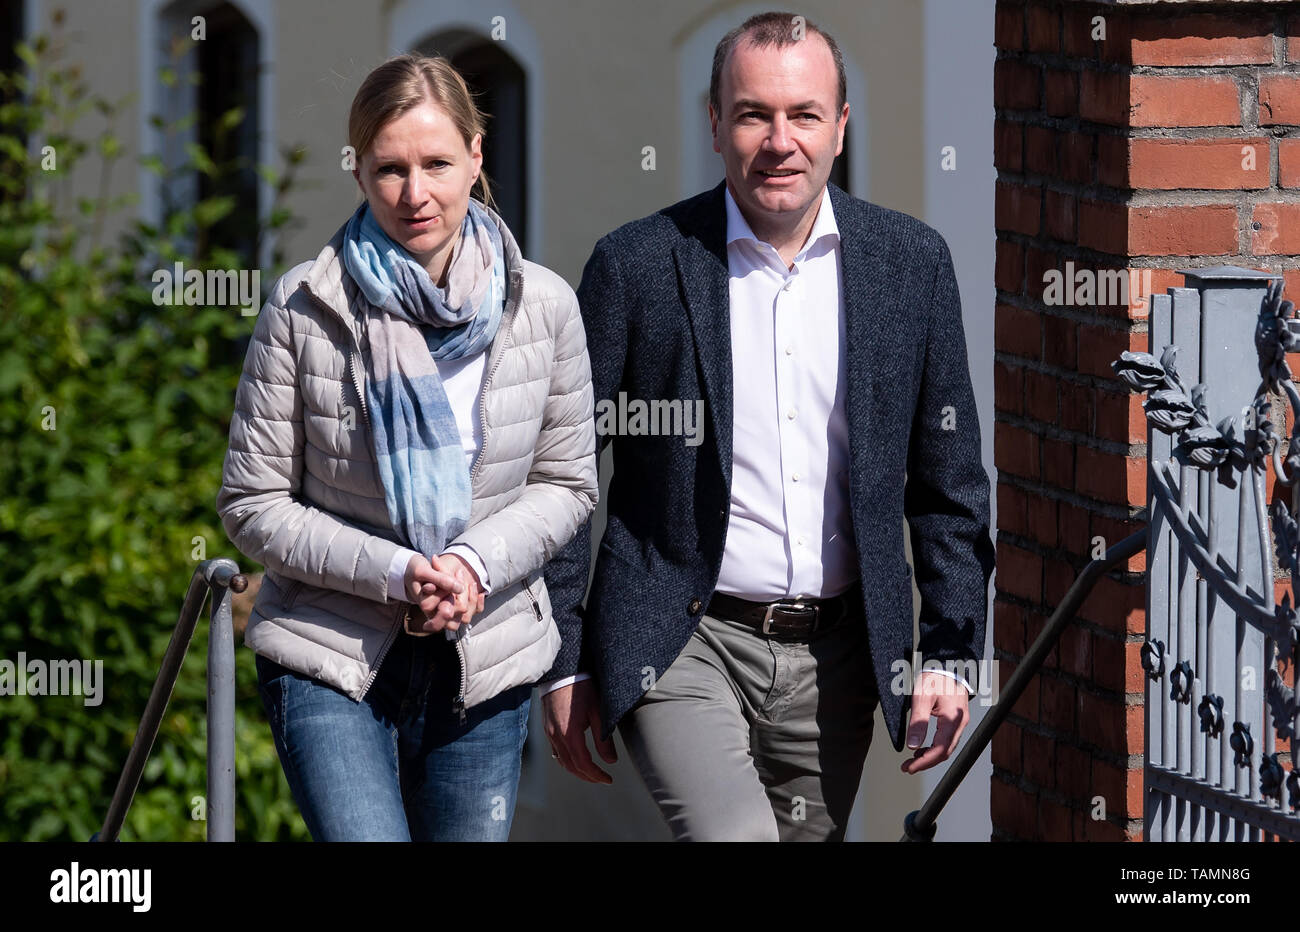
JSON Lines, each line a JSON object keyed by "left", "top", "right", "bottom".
{"left": 453, "top": 268, "right": 522, "bottom": 723}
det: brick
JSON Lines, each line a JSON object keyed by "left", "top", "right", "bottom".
{"left": 1260, "top": 75, "right": 1300, "bottom": 126}
{"left": 991, "top": 775, "right": 1035, "bottom": 839}
{"left": 1092, "top": 758, "right": 1144, "bottom": 818}
{"left": 1081, "top": 573, "right": 1146, "bottom": 636}
{"left": 1078, "top": 198, "right": 1128, "bottom": 254}
{"left": 1025, "top": 611, "right": 1058, "bottom": 667}
{"left": 1077, "top": 322, "right": 1138, "bottom": 379}
{"left": 1043, "top": 313, "right": 1076, "bottom": 369}
{"left": 1027, "top": 5, "right": 1059, "bottom": 54}
{"left": 1056, "top": 742, "right": 1092, "bottom": 798}
{"left": 996, "top": 180, "right": 1041, "bottom": 235}
{"left": 1080, "top": 70, "right": 1128, "bottom": 126}
{"left": 1062, "top": 6, "right": 1101, "bottom": 59}
{"left": 1129, "top": 267, "right": 1184, "bottom": 320}
{"left": 1025, "top": 125, "right": 1056, "bottom": 176}
{"left": 1075, "top": 446, "right": 1145, "bottom": 506}
{"left": 994, "top": 359, "right": 1024, "bottom": 415}
{"left": 1058, "top": 502, "right": 1091, "bottom": 559}
{"left": 1044, "top": 69, "right": 1078, "bottom": 118}
{"left": 1042, "top": 437, "right": 1074, "bottom": 489}
{"left": 1007, "top": 657, "right": 1039, "bottom": 723}
{"left": 1023, "top": 368, "right": 1058, "bottom": 424}
{"left": 992, "top": 720, "right": 1022, "bottom": 772}
{"left": 995, "top": 1, "right": 1025, "bottom": 51}
{"left": 1130, "top": 74, "right": 1240, "bottom": 127}
{"left": 1058, "top": 623, "right": 1092, "bottom": 679}
{"left": 1078, "top": 693, "right": 1127, "bottom": 751}
{"left": 1044, "top": 189, "right": 1076, "bottom": 242}
{"left": 1061, "top": 131, "right": 1094, "bottom": 184}
{"left": 994, "top": 118, "right": 1024, "bottom": 173}
{"left": 995, "top": 301, "right": 1040, "bottom": 358}
{"left": 1290, "top": 14, "right": 1300, "bottom": 64}
{"left": 1038, "top": 796, "right": 1074, "bottom": 841}
{"left": 1090, "top": 513, "right": 1146, "bottom": 573}
{"left": 995, "top": 59, "right": 1040, "bottom": 111}
{"left": 1128, "top": 137, "right": 1268, "bottom": 190}
{"left": 1128, "top": 204, "right": 1238, "bottom": 257}
{"left": 1097, "top": 135, "right": 1127, "bottom": 189}
{"left": 1123, "top": 14, "right": 1273, "bottom": 67}
{"left": 1040, "top": 675, "right": 1077, "bottom": 731}
{"left": 996, "top": 239, "right": 1025, "bottom": 295}
{"left": 1023, "top": 729, "right": 1056, "bottom": 787}
{"left": 1092, "top": 630, "right": 1128, "bottom": 693}
{"left": 1280, "top": 140, "right": 1300, "bottom": 188}
{"left": 1026, "top": 246, "right": 1060, "bottom": 304}
{"left": 996, "top": 538, "right": 1043, "bottom": 603}
{"left": 1059, "top": 379, "right": 1091, "bottom": 433}
{"left": 1026, "top": 492, "right": 1057, "bottom": 548}
{"left": 1252, "top": 202, "right": 1300, "bottom": 256}
{"left": 994, "top": 596, "right": 1026, "bottom": 654}
{"left": 1044, "top": 556, "right": 1077, "bottom": 607}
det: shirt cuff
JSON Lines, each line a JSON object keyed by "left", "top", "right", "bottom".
{"left": 538, "top": 672, "right": 591, "bottom": 696}
{"left": 387, "top": 548, "right": 421, "bottom": 602}
{"left": 443, "top": 544, "right": 491, "bottom": 595}
{"left": 918, "top": 668, "right": 973, "bottom": 696}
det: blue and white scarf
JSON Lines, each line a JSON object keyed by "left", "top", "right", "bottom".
{"left": 341, "top": 198, "right": 506, "bottom": 559}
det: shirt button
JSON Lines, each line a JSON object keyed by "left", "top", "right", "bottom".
{"left": 792, "top": 472, "right": 801, "bottom": 482}
{"left": 785, "top": 345, "right": 794, "bottom": 355}
{"left": 688, "top": 598, "right": 703, "bottom": 614}
{"left": 786, "top": 407, "right": 797, "bottom": 420}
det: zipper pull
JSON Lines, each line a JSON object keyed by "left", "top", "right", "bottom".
{"left": 453, "top": 695, "right": 467, "bottom": 725}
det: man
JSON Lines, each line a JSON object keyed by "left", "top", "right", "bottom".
{"left": 540, "top": 11, "right": 996, "bottom": 841}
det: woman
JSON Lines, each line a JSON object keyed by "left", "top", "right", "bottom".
{"left": 216, "top": 53, "right": 597, "bottom": 841}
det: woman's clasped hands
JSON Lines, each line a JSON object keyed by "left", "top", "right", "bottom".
{"left": 404, "top": 552, "right": 486, "bottom": 634}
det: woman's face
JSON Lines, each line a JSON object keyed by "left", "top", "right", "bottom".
{"left": 353, "top": 99, "right": 482, "bottom": 284}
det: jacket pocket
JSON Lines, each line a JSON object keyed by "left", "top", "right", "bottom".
{"left": 524, "top": 579, "right": 544, "bottom": 623}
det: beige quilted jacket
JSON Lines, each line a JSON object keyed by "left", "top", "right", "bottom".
{"left": 216, "top": 204, "right": 597, "bottom": 716}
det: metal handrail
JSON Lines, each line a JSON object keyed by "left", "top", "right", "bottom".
{"left": 900, "top": 527, "right": 1149, "bottom": 841}
{"left": 93, "top": 558, "right": 247, "bottom": 842}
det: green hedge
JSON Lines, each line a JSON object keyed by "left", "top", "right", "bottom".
{"left": 0, "top": 27, "right": 309, "bottom": 841}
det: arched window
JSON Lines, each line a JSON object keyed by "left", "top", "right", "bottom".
{"left": 141, "top": 0, "right": 275, "bottom": 268}
{"left": 416, "top": 31, "right": 528, "bottom": 256}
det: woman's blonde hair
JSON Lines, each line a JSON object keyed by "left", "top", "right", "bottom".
{"left": 348, "top": 53, "right": 495, "bottom": 211}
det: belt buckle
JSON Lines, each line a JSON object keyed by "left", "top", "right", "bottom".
{"left": 761, "top": 600, "right": 820, "bottom": 636}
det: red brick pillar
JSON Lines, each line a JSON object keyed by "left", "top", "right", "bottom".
{"left": 992, "top": 0, "right": 1299, "bottom": 841}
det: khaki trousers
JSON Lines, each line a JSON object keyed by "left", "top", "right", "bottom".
{"left": 618, "top": 607, "right": 879, "bottom": 841}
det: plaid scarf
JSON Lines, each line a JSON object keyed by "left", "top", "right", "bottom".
{"left": 341, "top": 198, "right": 506, "bottom": 558}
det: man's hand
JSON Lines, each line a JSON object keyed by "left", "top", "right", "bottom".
{"left": 404, "top": 553, "right": 464, "bottom": 634}
{"left": 433, "top": 552, "right": 486, "bottom": 631}
{"left": 542, "top": 678, "right": 617, "bottom": 785}
{"left": 900, "top": 671, "right": 970, "bottom": 774}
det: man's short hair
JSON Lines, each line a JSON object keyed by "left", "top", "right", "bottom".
{"left": 709, "top": 11, "right": 847, "bottom": 117}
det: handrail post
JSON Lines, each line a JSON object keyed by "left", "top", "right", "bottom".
{"left": 203, "top": 558, "right": 242, "bottom": 842}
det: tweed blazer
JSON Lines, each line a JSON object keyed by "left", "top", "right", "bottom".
{"left": 217, "top": 204, "right": 598, "bottom": 714}
{"left": 543, "top": 181, "right": 995, "bottom": 752}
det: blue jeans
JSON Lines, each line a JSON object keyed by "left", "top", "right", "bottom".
{"left": 254, "top": 629, "right": 531, "bottom": 841}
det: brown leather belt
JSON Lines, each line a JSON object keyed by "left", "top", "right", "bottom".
{"left": 705, "top": 584, "right": 862, "bottom": 640}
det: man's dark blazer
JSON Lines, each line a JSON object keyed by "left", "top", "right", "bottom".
{"left": 543, "top": 180, "right": 996, "bottom": 753}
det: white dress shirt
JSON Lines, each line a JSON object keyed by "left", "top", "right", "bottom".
{"left": 542, "top": 186, "right": 968, "bottom": 696}
{"left": 385, "top": 348, "right": 492, "bottom": 604}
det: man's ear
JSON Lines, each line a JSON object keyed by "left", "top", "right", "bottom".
{"left": 708, "top": 104, "right": 721, "bottom": 154}
{"left": 834, "top": 102, "right": 849, "bottom": 158}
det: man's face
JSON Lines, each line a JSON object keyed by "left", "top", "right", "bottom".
{"left": 710, "top": 33, "right": 848, "bottom": 226}
{"left": 353, "top": 100, "right": 482, "bottom": 278}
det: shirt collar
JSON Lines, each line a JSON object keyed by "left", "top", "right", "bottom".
{"left": 724, "top": 184, "right": 840, "bottom": 260}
